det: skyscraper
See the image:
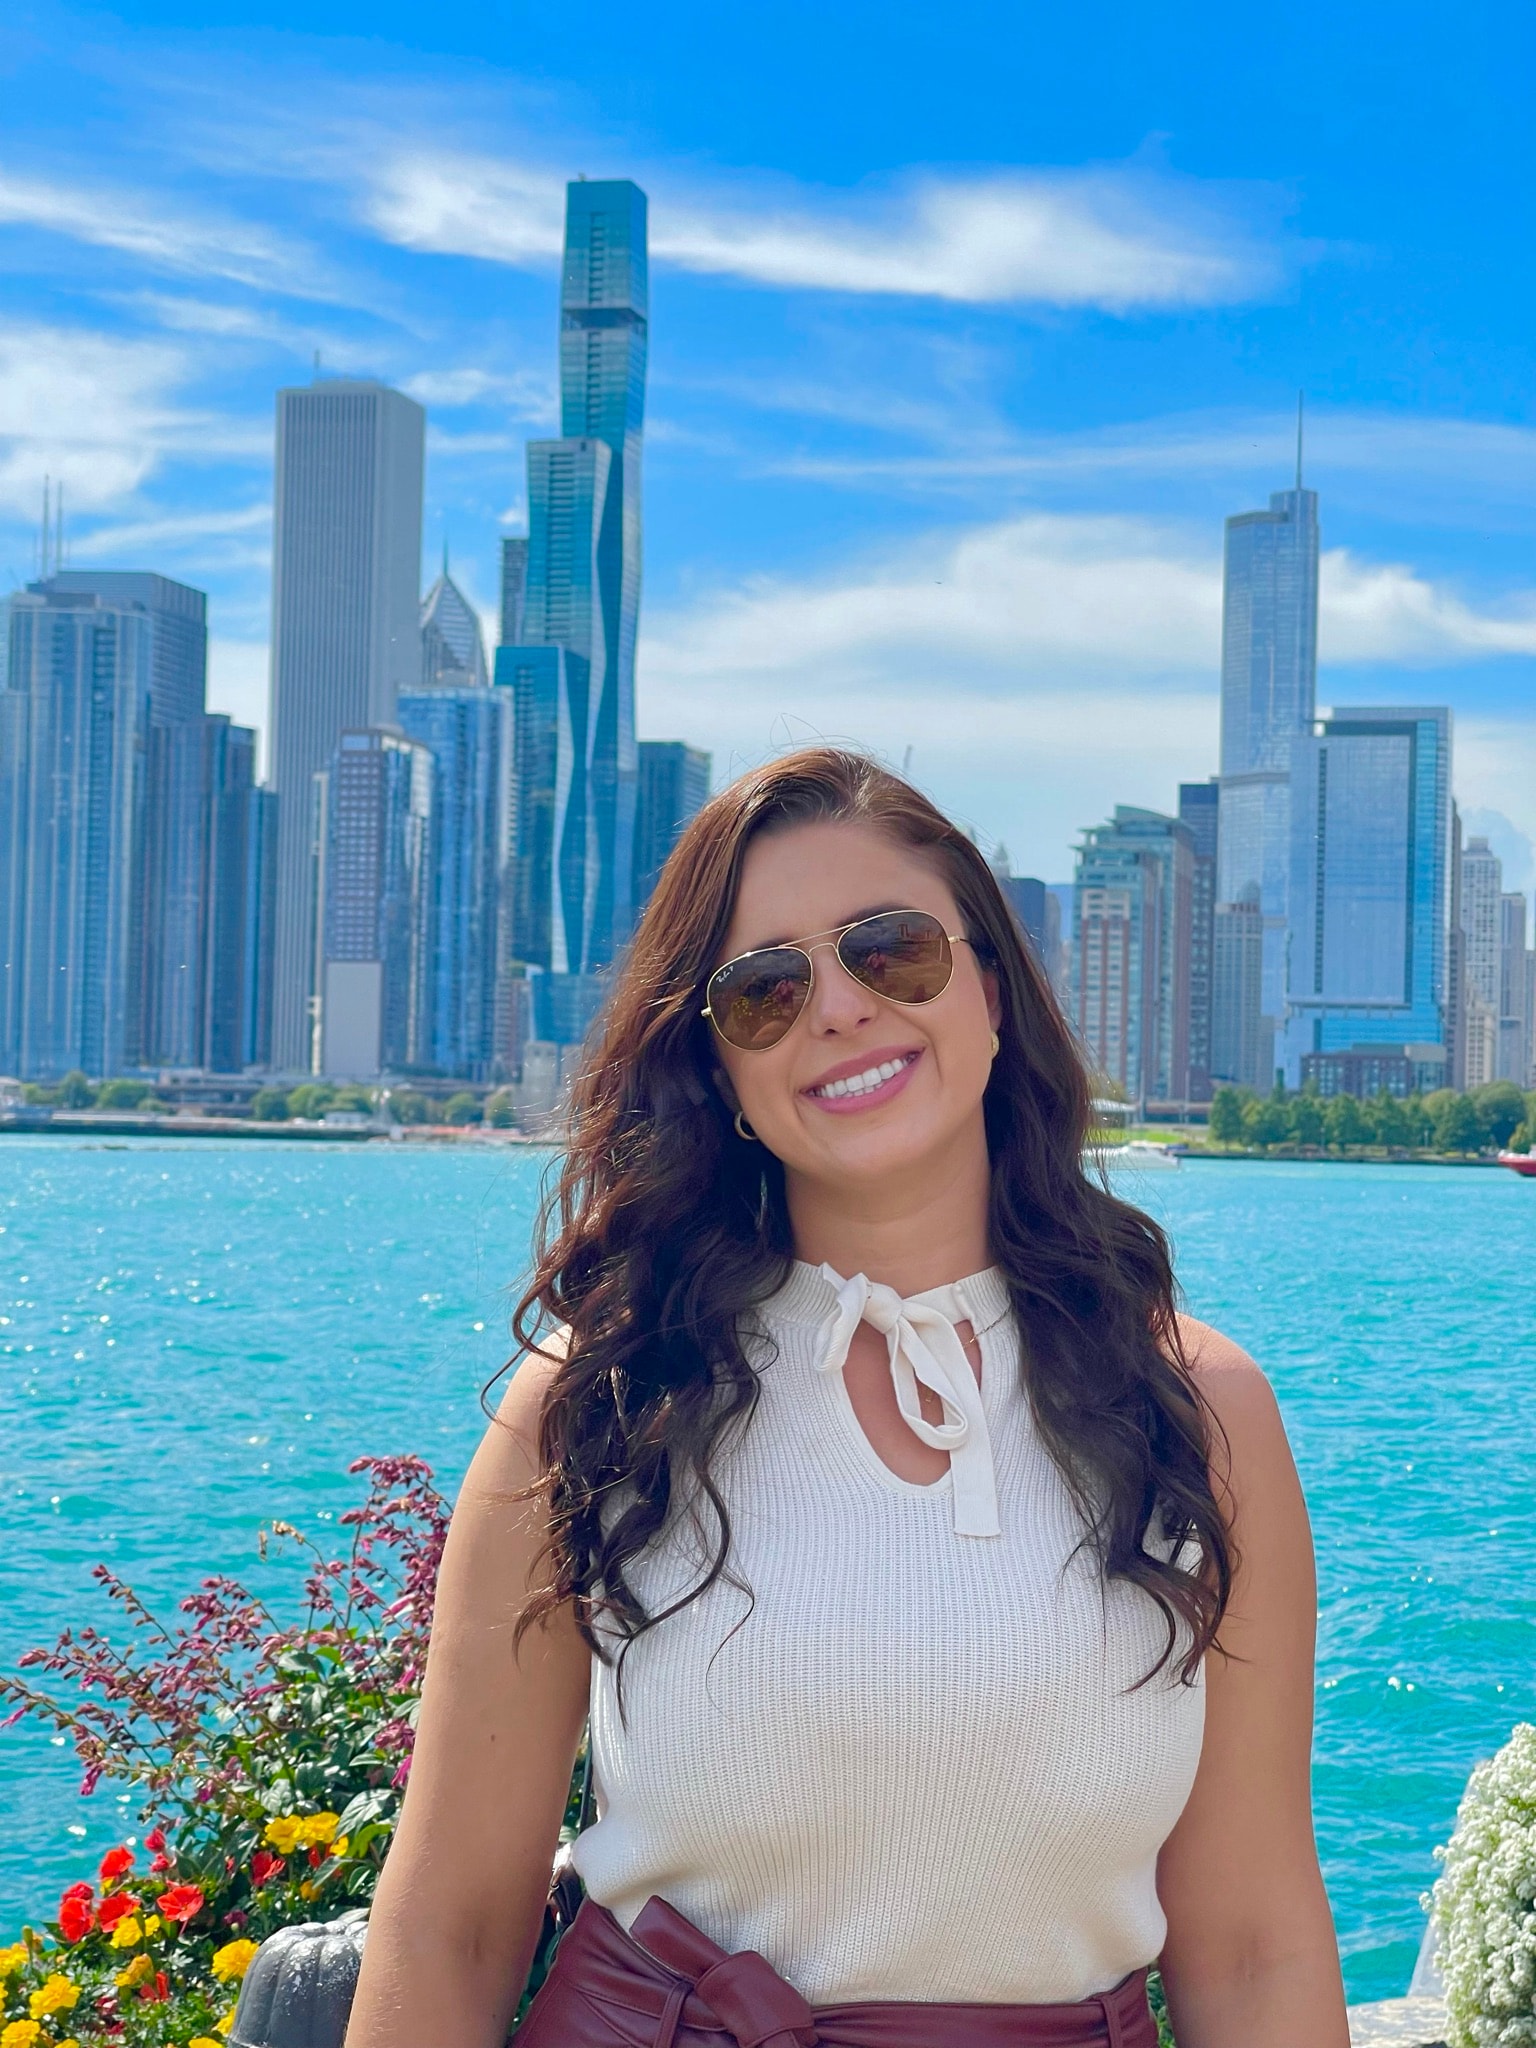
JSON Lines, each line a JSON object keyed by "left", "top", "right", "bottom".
{"left": 419, "top": 565, "right": 489, "bottom": 689}
{"left": 1281, "top": 706, "right": 1453, "bottom": 1086}
{"left": 268, "top": 380, "right": 425, "bottom": 1070}
{"left": 1177, "top": 780, "right": 1219, "bottom": 1102}
{"left": 1072, "top": 806, "right": 1193, "bottom": 1108}
{"left": 1, "top": 584, "right": 152, "bottom": 1078}
{"left": 397, "top": 687, "right": 513, "bottom": 1078}
{"left": 634, "top": 740, "right": 710, "bottom": 909}
{"left": 499, "top": 536, "right": 529, "bottom": 646}
{"left": 317, "top": 729, "right": 433, "bottom": 1080}
{"left": 1459, "top": 837, "right": 1502, "bottom": 1089}
{"left": 1210, "top": 896, "right": 1268, "bottom": 1091}
{"left": 47, "top": 572, "right": 210, "bottom": 1069}
{"left": 1217, "top": 457, "right": 1319, "bottom": 1076}
{"left": 502, "top": 180, "right": 647, "bottom": 1041}
{"left": 199, "top": 716, "right": 267, "bottom": 1075}
{"left": 1497, "top": 890, "right": 1530, "bottom": 1087}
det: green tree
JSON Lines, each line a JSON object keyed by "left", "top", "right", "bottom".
{"left": 484, "top": 1088, "right": 517, "bottom": 1129}
{"left": 444, "top": 1090, "right": 482, "bottom": 1125}
{"left": 1323, "top": 1093, "right": 1370, "bottom": 1150}
{"left": 1432, "top": 1091, "right": 1484, "bottom": 1154}
{"left": 1471, "top": 1081, "right": 1527, "bottom": 1149}
{"left": 56, "top": 1068, "right": 94, "bottom": 1108}
{"left": 251, "top": 1087, "right": 291, "bottom": 1121}
{"left": 1290, "top": 1086, "right": 1325, "bottom": 1148}
{"left": 1207, "top": 1086, "right": 1248, "bottom": 1146}
{"left": 330, "top": 1085, "right": 374, "bottom": 1114}
{"left": 389, "top": 1089, "right": 432, "bottom": 1125}
{"left": 97, "top": 1077, "right": 152, "bottom": 1108}
{"left": 1242, "top": 1094, "right": 1293, "bottom": 1149}
{"left": 1366, "top": 1088, "right": 1411, "bottom": 1149}
{"left": 286, "top": 1082, "right": 337, "bottom": 1121}
{"left": 1509, "top": 1118, "right": 1535, "bottom": 1154}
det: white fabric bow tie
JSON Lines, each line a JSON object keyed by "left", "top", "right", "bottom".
{"left": 816, "top": 1263, "right": 1001, "bottom": 1539}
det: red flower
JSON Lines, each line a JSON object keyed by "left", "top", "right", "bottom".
{"left": 250, "top": 1850, "right": 285, "bottom": 1887}
{"left": 143, "top": 1827, "right": 167, "bottom": 1853}
{"left": 59, "top": 1890, "right": 96, "bottom": 1942}
{"left": 63, "top": 1879, "right": 95, "bottom": 1900}
{"left": 149, "top": 1853, "right": 171, "bottom": 1875}
{"left": 307, "top": 1845, "right": 323, "bottom": 1868}
{"left": 136, "top": 1969, "right": 170, "bottom": 2002}
{"left": 97, "top": 1892, "right": 143, "bottom": 1931}
{"left": 155, "top": 1883, "right": 205, "bottom": 1923}
{"left": 99, "top": 1844, "right": 134, "bottom": 1884}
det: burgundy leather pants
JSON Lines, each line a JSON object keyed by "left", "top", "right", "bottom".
{"left": 516, "top": 1896, "right": 1158, "bottom": 2047}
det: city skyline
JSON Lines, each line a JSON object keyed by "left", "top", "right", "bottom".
{"left": 0, "top": 0, "right": 1531, "bottom": 889}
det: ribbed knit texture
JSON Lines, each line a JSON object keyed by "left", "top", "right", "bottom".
{"left": 570, "top": 1261, "right": 1206, "bottom": 2005}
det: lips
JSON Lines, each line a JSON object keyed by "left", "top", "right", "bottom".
{"left": 804, "top": 1049, "right": 922, "bottom": 1102}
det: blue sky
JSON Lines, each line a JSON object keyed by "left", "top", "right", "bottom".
{"left": 2, "top": 0, "right": 1533, "bottom": 884}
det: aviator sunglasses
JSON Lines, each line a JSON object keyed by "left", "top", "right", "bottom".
{"left": 702, "top": 908, "right": 972, "bottom": 1052}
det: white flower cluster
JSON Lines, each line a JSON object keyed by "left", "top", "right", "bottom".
{"left": 1431, "top": 1723, "right": 1536, "bottom": 2047}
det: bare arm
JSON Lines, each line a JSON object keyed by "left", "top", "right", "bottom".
{"left": 344, "top": 1344, "right": 590, "bottom": 2048}
{"left": 1156, "top": 1316, "right": 1349, "bottom": 2048}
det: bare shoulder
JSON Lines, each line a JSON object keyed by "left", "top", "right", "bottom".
{"left": 1172, "top": 1314, "right": 1293, "bottom": 1502}
{"left": 462, "top": 1325, "right": 573, "bottom": 1494}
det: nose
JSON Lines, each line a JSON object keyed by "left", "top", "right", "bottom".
{"left": 802, "top": 939, "right": 880, "bottom": 1036}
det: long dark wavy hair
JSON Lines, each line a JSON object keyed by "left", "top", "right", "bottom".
{"left": 508, "top": 747, "right": 1232, "bottom": 1690}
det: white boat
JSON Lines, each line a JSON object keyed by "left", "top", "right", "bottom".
{"left": 1100, "top": 1139, "right": 1182, "bottom": 1172}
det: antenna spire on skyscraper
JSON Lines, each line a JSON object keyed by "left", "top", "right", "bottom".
{"left": 1295, "top": 390, "right": 1305, "bottom": 491}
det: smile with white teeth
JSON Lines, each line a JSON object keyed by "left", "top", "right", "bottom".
{"left": 808, "top": 1053, "right": 918, "bottom": 1100}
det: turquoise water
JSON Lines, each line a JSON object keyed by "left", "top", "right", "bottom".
{"left": 2, "top": 1139, "right": 1534, "bottom": 2004}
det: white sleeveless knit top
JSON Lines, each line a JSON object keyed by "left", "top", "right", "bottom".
{"left": 570, "top": 1261, "right": 1205, "bottom": 2005}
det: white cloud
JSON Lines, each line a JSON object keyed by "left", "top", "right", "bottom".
{"left": 403, "top": 365, "right": 556, "bottom": 416}
{"left": 0, "top": 168, "right": 326, "bottom": 296}
{"left": 0, "top": 323, "right": 191, "bottom": 514}
{"left": 68, "top": 503, "right": 270, "bottom": 560}
{"left": 1456, "top": 741, "right": 1536, "bottom": 893}
{"left": 1321, "top": 549, "right": 1536, "bottom": 662}
{"left": 366, "top": 153, "right": 1277, "bottom": 310}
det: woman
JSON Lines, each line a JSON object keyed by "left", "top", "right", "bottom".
{"left": 345, "top": 749, "right": 1349, "bottom": 2048}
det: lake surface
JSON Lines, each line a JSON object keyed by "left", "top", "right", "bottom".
{"left": 2, "top": 1137, "right": 1534, "bottom": 2003}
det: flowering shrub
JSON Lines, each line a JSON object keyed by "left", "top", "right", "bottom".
{"left": 0, "top": 1456, "right": 449, "bottom": 2044}
{"left": 1431, "top": 1722, "right": 1536, "bottom": 2047}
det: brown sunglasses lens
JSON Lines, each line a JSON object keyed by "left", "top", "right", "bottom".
{"left": 838, "top": 910, "right": 953, "bottom": 1004}
{"left": 707, "top": 948, "right": 813, "bottom": 1050}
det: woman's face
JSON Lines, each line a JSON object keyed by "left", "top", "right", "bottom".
{"left": 708, "top": 819, "right": 1000, "bottom": 1192}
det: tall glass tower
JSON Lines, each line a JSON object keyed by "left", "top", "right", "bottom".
{"left": 505, "top": 180, "right": 647, "bottom": 1023}
{"left": 1216, "top": 469, "right": 1319, "bottom": 1073}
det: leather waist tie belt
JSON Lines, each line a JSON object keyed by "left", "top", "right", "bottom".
{"left": 516, "top": 1897, "right": 1159, "bottom": 2048}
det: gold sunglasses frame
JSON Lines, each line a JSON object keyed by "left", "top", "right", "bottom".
{"left": 701, "top": 909, "right": 972, "bottom": 1052}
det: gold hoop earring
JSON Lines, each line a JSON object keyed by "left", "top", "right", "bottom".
{"left": 989, "top": 1031, "right": 1000, "bottom": 1057}
{"left": 733, "top": 1110, "right": 760, "bottom": 1143}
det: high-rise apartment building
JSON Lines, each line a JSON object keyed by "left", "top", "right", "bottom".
{"left": 499, "top": 536, "right": 529, "bottom": 646}
{"left": 1217, "top": 475, "right": 1319, "bottom": 1073}
{"left": 500, "top": 180, "right": 648, "bottom": 1044}
{"left": 317, "top": 729, "right": 432, "bottom": 1080}
{"left": 1459, "top": 837, "right": 1503, "bottom": 1090}
{"left": 268, "top": 380, "right": 425, "bottom": 1071}
{"left": 634, "top": 741, "right": 710, "bottom": 910}
{"left": 1281, "top": 706, "right": 1453, "bottom": 1087}
{"left": 1210, "top": 895, "right": 1268, "bottom": 1091}
{"left": 1177, "top": 779, "right": 1219, "bottom": 1101}
{"left": 1072, "top": 807, "right": 1193, "bottom": 1109}
{"left": 419, "top": 565, "right": 488, "bottom": 689}
{"left": 397, "top": 687, "right": 513, "bottom": 1079}
{"left": 198, "top": 717, "right": 274, "bottom": 1075}
{"left": 1497, "top": 891, "right": 1532, "bottom": 1087}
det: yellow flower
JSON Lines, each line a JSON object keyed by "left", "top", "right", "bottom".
{"left": 28, "top": 1974, "right": 80, "bottom": 2019}
{"left": 295, "top": 1812, "right": 341, "bottom": 1847}
{"left": 190, "top": 2038, "right": 225, "bottom": 2048}
{"left": 209, "top": 1940, "right": 260, "bottom": 1985}
{"left": 216, "top": 2006, "right": 237, "bottom": 2036}
{"left": 108, "top": 1916, "right": 143, "bottom": 1949}
{"left": 114, "top": 1954, "right": 154, "bottom": 1991}
{"left": 331, "top": 1835, "right": 349, "bottom": 1859}
{"left": 262, "top": 1816, "right": 303, "bottom": 1856}
{"left": 2, "top": 2021, "right": 43, "bottom": 2048}
{"left": 0, "top": 1946, "right": 27, "bottom": 1980}
{"left": 142, "top": 1914, "right": 161, "bottom": 1939}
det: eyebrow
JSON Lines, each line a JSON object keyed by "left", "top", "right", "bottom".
{"left": 736, "top": 901, "right": 914, "bottom": 953}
